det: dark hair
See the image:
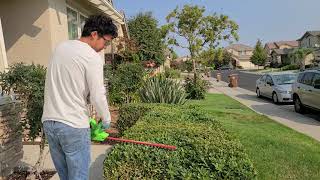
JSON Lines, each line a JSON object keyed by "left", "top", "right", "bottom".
{"left": 81, "top": 14, "right": 118, "bottom": 38}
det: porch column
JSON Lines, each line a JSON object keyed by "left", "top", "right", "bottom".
{"left": 0, "top": 18, "right": 9, "bottom": 72}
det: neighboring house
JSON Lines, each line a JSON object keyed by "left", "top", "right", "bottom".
{"left": 264, "top": 41, "right": 298, "bottom": 66}
{"left": 297, "top": 31, "right": 320, "bottom": 65}
{"left": 225, "top": 44, "right": 256, "bottom": 69}
{"left": 163, "top": 48, "right": 172, "bottom": 68}
{"left": 175, "top": 56, "right": 190, "bottom": 63}
{"left": 298, "top": 31, "right": 320, "bottom": 48}
{"left": 270, "top": 48, "right": 295, "bottom": 66}
{"left": 0, "top": 0, "right": 128, "bottom": 70}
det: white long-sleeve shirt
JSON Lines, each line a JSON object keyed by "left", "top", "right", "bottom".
{"left": 42, "top": 40, "right": 111, "bottom": 128}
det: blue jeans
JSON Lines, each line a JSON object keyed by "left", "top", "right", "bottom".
{"left": 43, "top": 121, "right": 91, "bottom": 180}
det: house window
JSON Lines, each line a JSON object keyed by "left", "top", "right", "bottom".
{"left": 67, "top": 7, "right": 88, "bottom": 40}
{"left": 309, "top": 38, "right": 311, "bottom": 48}
{"left": 79, "top": 14, "right": 87, "bottom": 35}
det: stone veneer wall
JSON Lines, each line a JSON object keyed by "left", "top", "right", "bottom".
{"left": 0, "top": 101, "right": 22, "bottom": 179}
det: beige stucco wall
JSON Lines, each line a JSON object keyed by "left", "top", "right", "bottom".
{"left": 305, "top": 53, "right": 314, "bottom": 65}
{"left": 246, "top": 51, "right": 253, "bottom": 56}
{"left": 239, "top": 60, "right": 257, "bottom": 69}
{"left": 0, "top": 0, "right": 53, "bottom": 66}
{"left": 227, "top": 49, "right": 253, "bottom": 57}
{"left": 48, "top": 0, "right": 69, "bottom": 50}
{"left": 279, "top": 45, "right": 293, "bottom": 49}
{"left": 0, "top": 0, "right": 125, "bottom": 66}
{"left": 0, "top": 18, "right": 8, "bottom": 72}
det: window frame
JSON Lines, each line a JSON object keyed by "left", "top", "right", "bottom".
{"left": 266, "top": 75, "right": 274, "bottom": 85}
{"left": 312, "top": 73, "right": 320, "bottom": 87}
{"left": 260, "top": 75, "right": 266, "bottom": 82}
{"left": 297, "top": 73, "right": 305, "bottom": 83}
{"left": 66, "top": 6, "right": 88, "bottom": 40}
{"left": 301, "top": 72, "right": 315, "bottom": 86}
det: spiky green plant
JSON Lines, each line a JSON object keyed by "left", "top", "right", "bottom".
{"left": 139, "top": 75, "right": 187, "bottom": 104}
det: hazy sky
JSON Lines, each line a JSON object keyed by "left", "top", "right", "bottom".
{"left": 114, "top": 0, "right": 320, "bottom": 56}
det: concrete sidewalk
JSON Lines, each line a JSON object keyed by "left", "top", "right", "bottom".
{"left": 207, "top": 77, "right": 320, "bottom": 142}
{"left": 18, "top": 144, "right": 113, "bottom": 180}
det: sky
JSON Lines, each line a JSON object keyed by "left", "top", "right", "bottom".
{"left": 114, "top": 0, "right": 320, "bottom": 56}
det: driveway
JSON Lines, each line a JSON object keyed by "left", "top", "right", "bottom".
{"left": 211, "top": 70, "right": 320, "bottom": 122}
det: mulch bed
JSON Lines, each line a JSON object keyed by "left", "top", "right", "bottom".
{"left": 7, "top": 171, "right": 56, "bottom": 180}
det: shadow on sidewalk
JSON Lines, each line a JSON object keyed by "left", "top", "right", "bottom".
{"left": 89, "top": 147, "right": 113, "bottom": 180}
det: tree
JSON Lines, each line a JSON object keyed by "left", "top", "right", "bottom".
{"left": 163, "top": 5, "right": 239, "bottom": 78}
{"left": 128, "top": 12, "right": 165, "bottom": 65}
{"left": 199, "top": 47, "right": 215, "bottom": 68}
{"left": 200, "top": 48, "right": 233, "bottom": 69}
{"left": 112, "top": 37, "right": 140, "bottom": 69}
{"left": 214, "top": 48, "right": 224, "bottom": 68}
{"left": 289, "top": 48, "right": 314, "bottom": 70}
{"left": 222, "top": 50, "right": 233, "bottom": 67}
{"left": 170, "top": 48, "right": 179, "bottom": 60}
{"left": 250, "top": 39, "right": 267, "bottom": 69}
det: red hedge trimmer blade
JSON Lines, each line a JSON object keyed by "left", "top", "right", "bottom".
{"left": 104, "top": 136, "right": 177, "bottom": 151}
{"left": 89, "top": 118, "right": 177, "bottom": 150}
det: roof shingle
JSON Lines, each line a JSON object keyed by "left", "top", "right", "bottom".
{"left": 265, "top": 41, "right": 298, "bottom": 49}
{"left": 225, "top": 44, "right": 254, "bottom": 51}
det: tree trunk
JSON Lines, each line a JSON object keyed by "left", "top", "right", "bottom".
{"left": 300, "top": 58, "right": 305, "bottom": 71}
{"left": 193, "top": 58, "right": 196, "bottom": 79}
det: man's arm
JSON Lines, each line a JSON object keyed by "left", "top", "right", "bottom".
{"left": 86, "top": 58, "right": 111, "bottom": 125}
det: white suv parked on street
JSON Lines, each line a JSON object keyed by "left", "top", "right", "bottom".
{"left": 292, "top": 70, "right": 320, "bottom": 113}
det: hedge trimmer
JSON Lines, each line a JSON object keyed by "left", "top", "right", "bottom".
{"left": 89, "top": 118, "right": 177, "bottom": 151}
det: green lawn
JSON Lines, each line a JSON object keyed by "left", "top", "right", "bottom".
{"left": 189, "top": 94, "right": 320, "bottom": 180}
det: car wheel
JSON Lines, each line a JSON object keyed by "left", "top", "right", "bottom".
{"left": 272, "top": 92, "right": 279, "bottom": 104}
{"left": 294, "top": 96, "right": 305, "bottom": 114}
{"left": 256, "top": 88, "right": 261, "bottom": 98}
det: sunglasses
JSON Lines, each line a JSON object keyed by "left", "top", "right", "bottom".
{"left": 101, "top": 36, "right": 112, "bottom": 46}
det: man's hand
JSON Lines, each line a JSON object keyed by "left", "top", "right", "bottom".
{"left": 101, "top": 121, "right": 110, "bottom": 130}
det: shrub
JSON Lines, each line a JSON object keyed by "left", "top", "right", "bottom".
{"left": 270, "top": 61, "right": 280, "bottom": 68}
{"left": 0, "top": 63, "right": 47, "bottom": 176}
{"left": 105, "top": 63, "right": 145, "bottom": 105}
{"left": 170, "top": 60, "right": 182, "bottom": 70}
{"left": 0, "top": 63, "right": 46, "bottom": 139}
{"left": 164, "top": 67, "right": 181, "bottom": 79}
{"left": 184, "top": 74, "right": 209, "bottom": 99}
{"left": 139, "top": 75, "right": 187, "bottom": 104}
{"left": 281, "top": 64, "right": 299, "bottom": 71}
{"left": 104, "top": 104, "right": 257, "bottom": 179}
{"left": 116, "top": 103, "right": 151, "bottom": 135}
{"left": 183, "top": 60, "right": 193, "bottom": 72}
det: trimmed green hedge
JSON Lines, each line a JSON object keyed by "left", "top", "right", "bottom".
{"left": 281, "top": 64, "right": 299, "bottom": 71}
{"left": 105, "top": 104, "right": 256, "bottom": 179}
{"left": 116, "top": 103, "right": 152, "bottom": 135}
{"left": 164, "top": 67, "right": 181, "bottom": 79}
